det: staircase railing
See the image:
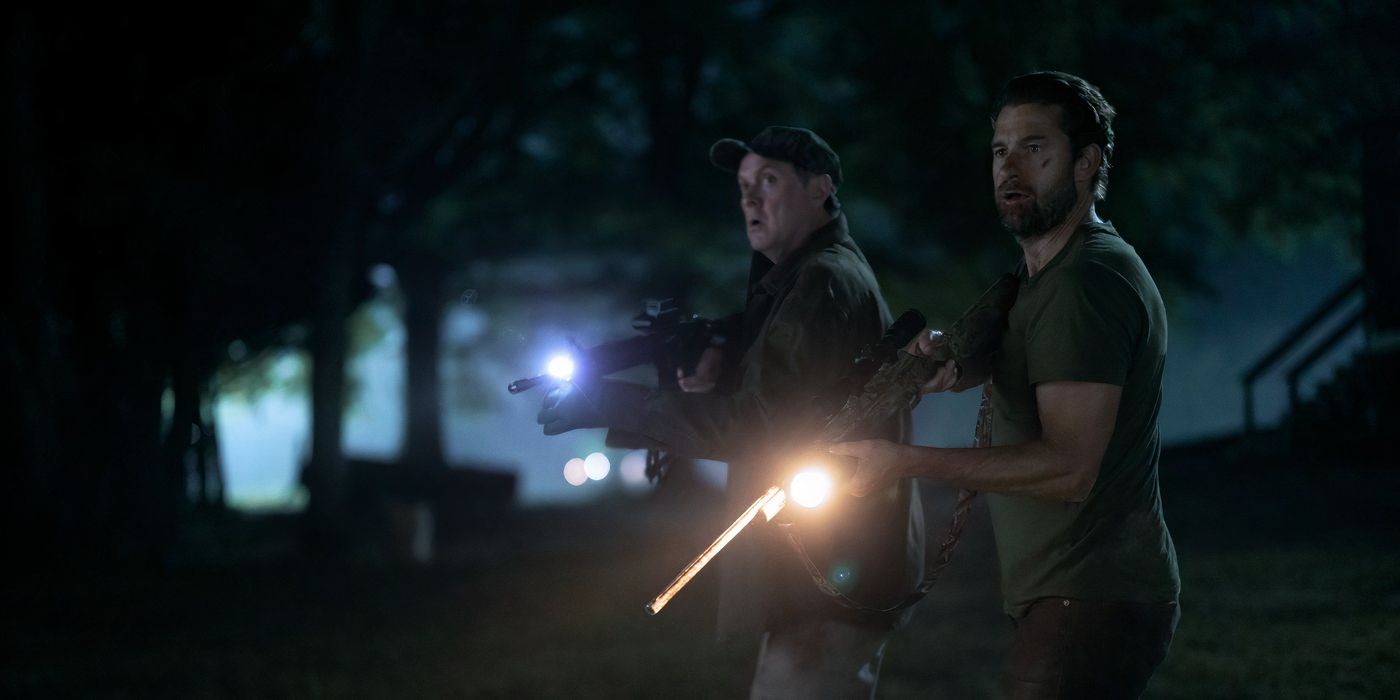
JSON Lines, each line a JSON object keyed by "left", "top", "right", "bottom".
{"left": 1241, "top": 274, "right": 1364, "bottom": 433}
{"left": 1284, "top": 307, "right": 1367, "bottom": 417}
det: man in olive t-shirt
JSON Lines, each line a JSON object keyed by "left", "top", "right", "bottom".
{"left": 988, "top": 218, "right": 1179, "bottom": 621}
{"left": 832, "top": 72, "right": 1180, "bottom": 698}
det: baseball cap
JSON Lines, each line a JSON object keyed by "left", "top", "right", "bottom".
{"left": 709, "top": 125, "right": 843, "bottom": 187}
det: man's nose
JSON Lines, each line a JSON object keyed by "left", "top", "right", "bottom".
{"left": 996, "top": 156, "right": 1022, "bottom": 187}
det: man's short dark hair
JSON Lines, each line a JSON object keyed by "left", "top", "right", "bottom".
{"left": 793, "top": 166, "right": 842, "bottom": 216}
{"left": 993, "top": 71, "right": 1116, "bottom": 201}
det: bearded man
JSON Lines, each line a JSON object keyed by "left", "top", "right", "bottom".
{"left": 833, "top": 72, "right": 1180, "bottom": 699}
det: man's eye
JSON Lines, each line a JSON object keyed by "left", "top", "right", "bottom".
{"left": 764, "top": 175, "right": 776, "bottom": 184}
{"left": 1028, "top": 144, "right": 1040, "bottom": 153}
{"left": 993, "top": 149, "right": 1006, "bottom": 158}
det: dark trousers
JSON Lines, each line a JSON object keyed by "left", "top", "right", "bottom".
{"left": 749, "top": 617, "right": 890, "bottom": 699}
{"left": 1001, "top": 598, "right": 1180, "bottom": 700}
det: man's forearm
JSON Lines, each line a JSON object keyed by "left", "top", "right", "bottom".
{"left": 897, "top": 441, "right": 1094, "bottom": 502}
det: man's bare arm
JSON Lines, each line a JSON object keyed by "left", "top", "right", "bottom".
{"left": 832, "top": 380, "right": 1121, "bottom": 502}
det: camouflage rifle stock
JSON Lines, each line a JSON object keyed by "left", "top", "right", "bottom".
{"left": 821, "top": 271, "right": 1020, "bottom": 444}
{"left": 775, "top": 270, "right": 1021, "bottom": 614}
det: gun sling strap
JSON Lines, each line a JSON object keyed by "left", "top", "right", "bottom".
{"left": 780, "top": 383, "right": 993, "bottom": 614}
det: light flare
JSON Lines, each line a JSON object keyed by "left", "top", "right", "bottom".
{"left": 646, "top": 462, "right": 844, "bottom": 615}
{"left": 546, "top": 354, "right": 576, "bottom": 381}
{"left": 789, "top": 468, "right": 834, "bottom": 508}
{"left": 619, "top": 450, "right": 648, "bottom": 486}
{"left": 563, "top": 458, "right": 587, "bottom": 486}
{"left": 646, "top": 485, "right": 784, "bottom": 615}
{"left": 584, "top": 452, "right": 610, "bottom": 480}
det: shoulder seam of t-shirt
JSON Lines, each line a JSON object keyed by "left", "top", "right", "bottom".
{"left": 1022, "top": 258, "right": 1143, "bottom": 387}
{"left": 1085, "top": 259, "right": 1148, "bottom": 327}
{"left": 1086, "top": 258, "right": 1150, "bottom": 363}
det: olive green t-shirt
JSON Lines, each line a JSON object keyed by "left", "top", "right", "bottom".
{"left": 987, "top": 221, "right": 1180, "bottom": 617}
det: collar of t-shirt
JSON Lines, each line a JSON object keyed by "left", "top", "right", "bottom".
{"left": 1020, "top": 219, "right": 1120, "bottom": 287}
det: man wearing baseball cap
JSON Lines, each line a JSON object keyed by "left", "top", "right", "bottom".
{"left": 539, "top": 126, "right": 925, "bottom": 697}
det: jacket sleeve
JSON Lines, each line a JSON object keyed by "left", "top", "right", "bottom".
{"left": 600, "top": 264, "right": 872, "bottom": 464}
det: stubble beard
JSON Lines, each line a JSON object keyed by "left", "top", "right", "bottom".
{"left": 998, "top": 175, "right": 1079, "bottom": 242}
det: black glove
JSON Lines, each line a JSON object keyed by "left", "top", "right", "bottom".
{"left": 537, "top": 382, "right": 607, "bottom": 436}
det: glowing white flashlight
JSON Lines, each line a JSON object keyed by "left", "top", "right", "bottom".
{"left": 647, "top": 460, "right": 848, "bottom": 613}
{"left": 789, "top": 468, "right": 835, "bottom": 509}
{"left": 546, "top": 354, "right": 576, "bottom": 381}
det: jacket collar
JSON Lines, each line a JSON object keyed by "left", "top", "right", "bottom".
{"left": 747, "top": 213, "right": 850, "bottom": 297}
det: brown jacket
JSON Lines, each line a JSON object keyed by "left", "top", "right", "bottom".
{"left": 605, "top": 213, "right": 925, "bottom": 637}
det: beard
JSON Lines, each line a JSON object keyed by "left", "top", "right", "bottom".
{"left": 997, "top": 173, "right": 1078, "bottom": 241}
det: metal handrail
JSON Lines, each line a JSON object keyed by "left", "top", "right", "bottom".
{"left": 1241, "top": 274, "right": 1364, "bottom": 433}
{"left": 1285, "top": 307, "right": 1367, "bottom": 418}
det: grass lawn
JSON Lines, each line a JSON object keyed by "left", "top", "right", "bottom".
{"left": 4, "top": 459, "right": 1397, "bottom": 698}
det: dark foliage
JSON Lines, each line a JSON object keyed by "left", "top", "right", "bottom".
{"left": 3, "top": 0, "right": 1395, "bottom": 565}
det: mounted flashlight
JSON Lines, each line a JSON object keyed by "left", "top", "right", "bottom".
{"left": 787, "top": 466, "right": 836, "bottom": 509}
{"left": 545, "top": 353, "right": 576, "bottom": 381}
{"left": 507, "top": 344, "right": 584, "bottom": 394}
{"left": 508, "top": 298, "right": 733, "bottom": 399}
{"left": 785, "top": 450, "right": 857, "bottom": 511}
{"left": 645, "top": 455, "right": 854, "bottom": 615}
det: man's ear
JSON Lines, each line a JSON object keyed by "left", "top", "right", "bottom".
{"left": 1076, "top": 144, "right": 1102, "bottom": 185}
{"left": 812, "top": 173, "right": 835, "bottom": 201}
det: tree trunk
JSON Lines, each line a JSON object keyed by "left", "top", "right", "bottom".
{"left": 124, "top": 346, "right": 171, "bottom": 565}
{"left": 303, "top": 223, "right": 355, "bottom": 556}
{"left": 70, "top": 304, "right": 170, "bottom": 566}
{"left": 402, "top": 256, "right": 447, "bottom": 471}
{"left": 160, "top": 253, "right": 196, "bottom": 522}
{"left": 161, "top": 353, "right": 198, "bottom": 520}
{"left": 300, "top": 0, "right": 372, "bottom": 558}
{"left": 4, "top": 7, "right": 67, "bottom": 563}
{"left": 1361, "top": 119, "right": 1400, "bottom": 337}
{"left": 206, "top": 446, "right": 226, "bottom": 508}
{"left": 199, "top": 393, "right": 226, "bottom": 508}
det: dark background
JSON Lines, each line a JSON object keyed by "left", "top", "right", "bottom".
{"left": 4, "top": 1, "right": 1398, "bottom": 697}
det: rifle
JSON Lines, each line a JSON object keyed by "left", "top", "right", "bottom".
{"left": 508, "top": 298, "right": 734, "bottom": 395}
{"left": 510, "top": 298, "right": 736, "bottom": 482}
{"left": 820, "top": 271, "right": 1020, "bottom": 444}
{"left": 646, "top": 272, "right": 1020, "bottom": 615}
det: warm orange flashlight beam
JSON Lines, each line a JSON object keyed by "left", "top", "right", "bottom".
{"left": 645, "top": 485, "right": 787, "bottom": 615}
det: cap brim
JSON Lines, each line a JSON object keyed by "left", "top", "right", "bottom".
{"left": 709, "top": 138, "right": 751, "bottom": 173}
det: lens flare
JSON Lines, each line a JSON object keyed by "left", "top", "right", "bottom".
{"left": 789, "top": 468, "right": 834, "bottom": 508}
{"left": 563, "top": 458, "right": 587, "bottom": 486}
{"left": 584, "top": 452, "right": 611, "bottom": 481}
{"left": 546, "top": 354, "right": 576, "bottom": 381}
{"left": 828, "top": 563, "right": 858, "bottom": 592}
{"left": 619, "top": 450, "right": 648, "bottom": 486}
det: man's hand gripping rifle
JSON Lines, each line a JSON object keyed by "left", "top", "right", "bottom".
{"left": 645, "top": 273, "right": 1020, "bottom": 615}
